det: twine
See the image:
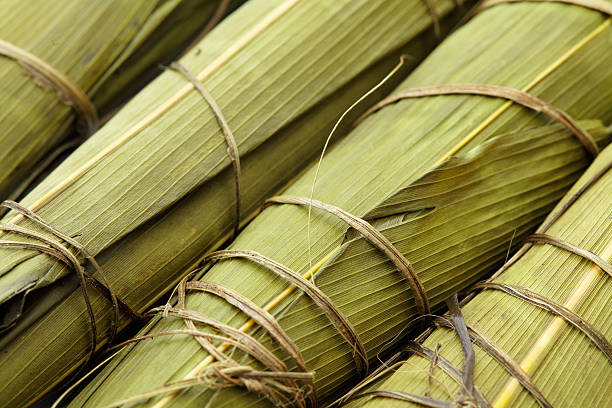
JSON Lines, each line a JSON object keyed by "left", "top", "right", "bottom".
{"left": 0, "top": 39, "right": 98, "bottom": 135}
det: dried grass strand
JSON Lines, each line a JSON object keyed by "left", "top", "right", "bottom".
{"left": 488, "top": 154, "right": 612, "bottom": 280}
{"left": 150, "top": 307, "right": 292, "bottom": 375}
{"left": 526, "top": 233, "right": 612, "bottom": 276}
{"left": 473, "top": 282, "right": 612, "bottom": 361}
{"left": 154, "top": 272, "right": 316, "bottom": 407}
{"left": 354, "top": 84, "right": 599, "bottom": 157}
{"left": 306, "top": 56, "right": 409, "bottom": 271}
{"left": 0, "top": 201, "right": 143, "bottom": 374}
{"left": 349, "top": 390, "right": 455, "bottom": 408}
{"left": 0, "top": 222, "right": 98, "bottom": 364}
{"left": 2, "top": 200, "right": 121, "bottom": 342}
{"left": 0, "top": 39, "right": 98, "bottom": 135}
{"left": 170, "top": 61, "right": 242, "bottom": 237}
{"left": 425, "top": 344, "right": 441, "bottom": 398}
{"left": 407, "top": 343, "right": 491, "bottom": 408}
{"left": 149, "top": 307, "right": 312, "bottom": 408}
{"left": 332, "top": 339, "right": 491, "bottom": 408}
{"left": 103, "top": 363, "right": 313, "bottom": 408}
{"left": 445, "top": 295, "right": 477, "bottom": 407}
{"left": 183, "top": 280, "right": 316, "bottom": 406}
{"left": 186, "top": 281, "right": 307, "bottom": 370}
{"left": 435, "top": 318, "right": 552, "bottom": 408}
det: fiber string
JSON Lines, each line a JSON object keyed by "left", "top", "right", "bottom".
{"left": 100, "top": 196, "right": 420, "bottom": 407}
{"left": 137, "top": 260, "right": 316, "bottom": 408}
{"left": 102, "top": 314, "right": 315, "bottom": 408}
{"left": 344, "top": 302, "right": 550, "bottom": 408}
{"left": 306, "top": 56, "right": 409, "bottom": 272}
{"left": 332, "top": 340, "right": 489, "bottom": 407}
{"left": 265, "top": 195, "right": 430, "bottom": 319}
{"left": 425, "top": 345, "right": 442, "bottom": 398}
{"left": 179, "top": 280, "right": 315, "bottom": 407}
{"left": 354, "top": 84, "right": 599, "bottom": 157}
{"left": 445, "top": 295, "right": 477, "bottom": 407}
{"left": 407, "top": 343, "right": 491, "bottom": 408}
{"left": 0, "top": 39, "right": 98, "bottom": 135}
{"left": 149, "top": 309, "right": 313, "bottom": 408}
{"left": 473, "top": 282, "right": 612, "bottom": 360}
{"left": 111, "top": 242, "right": 375, "bottom": 406}
{"left": 525, "top": 233, "right": 612, "bottom": 276}
{"left": 489, "top": 153, "right": 612, "bottom": 280}
{"left": 104, "top": 249, "right": 335, "bottom": 408}
{"left": 432, "top": 319, "right": 552, "bottom": 408}
{"left": 202, "top": 250, "right": 368, "bottom": 376}
{"left": 170, "top": 61, "right": 242, "bottom": 237}
{"left": 347, "top": 297, "right": 489, "bottom": 408}
{"left": 0, "top": 201, "right": 141, "bottom": 367}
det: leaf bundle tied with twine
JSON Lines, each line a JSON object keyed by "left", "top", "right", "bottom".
{"left": 65, "top": 2, "right": 612, "bottom": 407}
{"left": 0, "top": 0, "right": 466, "bottom": 406}
{"left": 342, "top": 142, "right": 612, "bottom": 408}
{"left": 0, "top": 0, "right": 240, "bottom": 202}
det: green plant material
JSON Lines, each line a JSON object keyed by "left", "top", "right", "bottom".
{"left": 89, "top": 0, "right": 244, "bottom": 112}
{"left": 347, "top": 143, "right": 612, "bottom": 408}
{"left": 0, "top": 0, "right": 240, "bottom": 202}
{"left": 0, "top": 0, "right": 463, "bottom": 406}
{"left": 66, "top": 4, "right": 612, "bottom": 408}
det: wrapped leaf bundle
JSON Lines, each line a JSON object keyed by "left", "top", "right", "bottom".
{"left": 344, "top": 143, "right": 612, "bottom": 408}
{"left": 66, "top": 2, "right": 612, "bottom": 408}
{"left": 0, "top": 0, "right": 463, "bottom": 406}
{"left": 0, "top": 0, "right": 240, "bottom": 201}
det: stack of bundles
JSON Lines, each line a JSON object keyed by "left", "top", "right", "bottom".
{"left": 0, "top": 0, "right": 241, "bottom": 202}
{"left": 0, "top": 0, "right": 464, "bottom": 406}
{"left": 343, "top": 143, "right": 612, "bottom": 408}
{"left": 66, "top": 2, "right": 611, "bottom": 408}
